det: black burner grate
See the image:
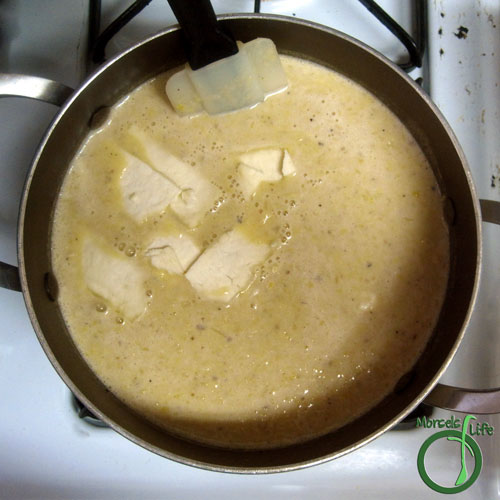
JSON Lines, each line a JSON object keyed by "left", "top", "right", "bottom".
{"left": 72, "top": 394, "right": 109, "bottom": 428}
{"left": 87, "top": 0, "right": 426, "bottom": 73}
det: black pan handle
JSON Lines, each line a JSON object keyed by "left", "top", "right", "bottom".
{"left": 0, "top": 262, "right": 21, "bottom": 292}
{"left": 0, "top": 74, "right": 74, "bottom": 292}
{"left": 480, "top": 199, "right": 500, "bottom": 224}
{"left": 166, "top": 0, "right": 238, "bottom": 70}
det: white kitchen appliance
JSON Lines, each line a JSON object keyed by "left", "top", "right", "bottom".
{"left": 1, "top": 1, "right": 498, "bottom": 498}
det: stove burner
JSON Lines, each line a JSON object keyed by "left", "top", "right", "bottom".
{"left": 71, "top": 394, "right": 109, "bottom": 428}
{"left": 358, "top": 0, "right": 426, "bottom": 72}
{"left": 87, "top": 0, "right": 426, "bottom": 74}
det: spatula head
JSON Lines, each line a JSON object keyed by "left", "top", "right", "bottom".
{"left": 166, "top": 38, "right": 288, "bottom": 116}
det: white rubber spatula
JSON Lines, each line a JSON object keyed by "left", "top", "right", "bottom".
{"left": 165, "top": 0, "right": 288, "bottom": 116}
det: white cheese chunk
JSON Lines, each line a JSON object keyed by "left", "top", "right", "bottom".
{"left": 240, "top": 148, "right": 283, "bottom": 180}
{"left": 146, "top": 245, "right": 183, "bottom": 275}
{"left": 145, "top": 234, "right": 200, "bottom": 274}
{"left": 238, "top": 148, "right": 283, "bottom": 198}
{"left": 238, "top": 148, "right": 297, "bottom": 198}
{"left": 238, "top": 163, "right": 266, "bottom": 199}
{"left": 127, "top": 128, "right": 219, "bottom": 227}
{"left": 82, "top": 238, "right": 148, "bottom": 319}
{"left": 282, "top": 149, "right": 296, "bottom": 176}
{"left": 119, "top": 151, "right": 181, "bottom": 222}
{"left": 185, "top": 229, "right": 270, "bottom": 302}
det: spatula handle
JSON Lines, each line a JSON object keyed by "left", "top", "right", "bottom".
{"left": 167, "top": 0, "right": 238, "bottom": 70}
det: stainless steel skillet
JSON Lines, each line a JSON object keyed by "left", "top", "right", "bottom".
{"left": 1, "top": 14, "right": 499, "bottom": 473}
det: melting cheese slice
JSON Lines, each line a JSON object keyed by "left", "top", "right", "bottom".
{"left": 82, "top": 238, "right": 148, "bottom": 319}
{"left": 119, "top": 151, "right": 181, "bottom": 222}
{"left": 185, "top": 229, "right": 270, "bottom": 302}
{"left": 127, "top": 128, "right": 219, "bottom": 227}
{"left": 145, "top": 234, "right": 200, "bottom": 275}
{"left": 238, "top": 148, "right": 296, "bottom": 198}
{"left": 282, "top": 150, "right": 296, "bottom": 176}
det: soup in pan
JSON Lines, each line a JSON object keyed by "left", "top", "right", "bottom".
{"left": 51, "top": 55, "right": 449, "bottom": 449}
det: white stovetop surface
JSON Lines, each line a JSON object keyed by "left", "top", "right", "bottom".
{"left": 0, "top": 1, "right": 499, "bottom": 498}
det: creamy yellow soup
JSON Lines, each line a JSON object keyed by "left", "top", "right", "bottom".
{"left": 51, "top": 56, "right": 449, "bottom": 449}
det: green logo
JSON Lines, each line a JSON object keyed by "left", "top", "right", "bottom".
{"left": 416, "top": 414, "right": 493, "bottom": 494}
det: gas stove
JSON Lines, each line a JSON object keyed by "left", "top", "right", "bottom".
{"left": 1, "top": 1, "right": 499, "bottom": 498}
